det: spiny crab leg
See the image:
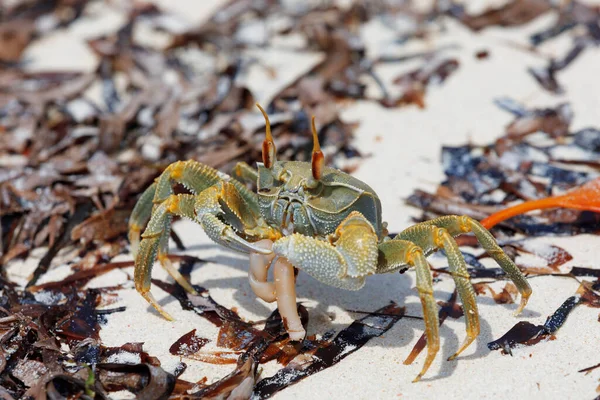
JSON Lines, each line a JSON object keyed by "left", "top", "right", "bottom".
{"left": 248, "top": 239, "right": 305, "bottom": 340}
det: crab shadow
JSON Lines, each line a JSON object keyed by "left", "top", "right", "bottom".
{"left": 152, "top": 242, "right": 538, "bottom": 382}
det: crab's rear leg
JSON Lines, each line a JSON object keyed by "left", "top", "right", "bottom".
{"left": 233, "top": 161, "right": 258, "bottom": 185}
{"left": 397, "top": 224, "right": 480, "bottom": 362}
{"left": 135, "top": 194, "right": 198, "bottom": 320}
{"left": 423, "top": 215, "right": 532, "bottom": 314}
{"left": 135, "top": 182, "right": 276, "bottom": 319}
{"left": 128, "top": 182, "right": 157, "bottom": 257}
{"left": 129, "top": 160, "right": 259, "bottom": 258}
{"left": 378, "top": 239, "right": 439, "bottom": 382}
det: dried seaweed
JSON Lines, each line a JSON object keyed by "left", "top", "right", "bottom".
{"left": 251, "top": 302, "right": 405, "bottom": 399}
{"left": 1, "top": 0, "right": 598, "bottom": 397}
{"left": 529, "top": 1, "right": 600, "bottom": 45}
{"left": 382, "top": 57, "right": 460, "bottom": 108}
{"left": 447, "top": 0, "right": 551, "bottom": 31}
{"left": 408, "top": 99, "right": 600, "bottom": 238}
{"left": 488, "top": 281, "right": 599, "bottom": 356}
{"left": 488, "top": 294, "right": 579, "bottom": 354}
{"left": 528, "top": 41, "right": 588, "bottom": 94}
{"left": 170, "top": 330, "right": 210, "bottom": 358}
{"left": 474, "top": 282, "right": 518, "bottom": 305}
{"left": 0, "top": 280, "right": 181, "bottom": 398}
{"left": 157, "top": 286, "right": 405, "bottom": 398}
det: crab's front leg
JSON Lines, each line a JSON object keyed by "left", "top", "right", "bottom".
{"left": 271, "top": 211, "right": 380, "bottom": 340}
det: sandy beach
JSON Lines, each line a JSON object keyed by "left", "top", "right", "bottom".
{"left": 3, "top": 1, "right": 600, "bottom": 399}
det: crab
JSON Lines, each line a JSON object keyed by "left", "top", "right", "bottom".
{"left": 128, "top": 104, "right": 532, "bottom": 382}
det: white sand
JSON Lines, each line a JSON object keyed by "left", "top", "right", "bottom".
{"left": 8, "top": 1, "right": 600, "bottom": 399}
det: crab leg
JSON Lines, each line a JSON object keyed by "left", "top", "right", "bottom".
{"left": 397, "top": 224, "right": 479, "bottom": 361}
{"left": 128, "top": 182, "right": 157, "bottom": 257}
{"left": 249, "top": 239, "right": 277, "bottom": 302}
{"left": 422, "top": 215, "right": 532, "bottom": 314}
{"left": 248, "top": 240, "right": 304, "bottom": 338}
{"left": 135, "top": 194, "right": 197, "bottom": 320}
{"left": 135, "top": 181, "right": 277, "bottom": 320}
{"left": 273, "top": 257, "right": 305, "bottom": 340}
{"left": 129, "top": 160, "right": 259, "bottom": 258}
{"left": 194, "top": 182, "right": 277, "bottom": 253}
{"left": 377, "top": 239, "right": 439, "bottom": 382}
{"left": 233, "top": 161, "right": 259, "bottom": 185}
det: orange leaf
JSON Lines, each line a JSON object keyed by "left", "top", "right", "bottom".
{"left": 481, "top": 178, "right": 600, "bottom": 229}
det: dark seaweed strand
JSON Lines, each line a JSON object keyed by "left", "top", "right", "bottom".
{"left": 25, "top": 202, "right": 94, "bottom": 288}
{"left": 251, "top": 302, "right": 405, "bottom": 399}
{"left": 487, "top": 295, "right": 582, "bottom": 352}
{"left": 152, "top": 279, "right": 248, "bottom": 327}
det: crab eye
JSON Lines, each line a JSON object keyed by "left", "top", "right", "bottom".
{"left": 303, "top": 178, "right": 323, "bottom": 195}
{"left": 304, "top": 177, "right": 319, "bottom": 189}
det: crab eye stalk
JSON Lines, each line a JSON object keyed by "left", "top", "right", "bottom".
{"left": 257, "top": 103, "right": 276, "bottom": 168}
{"left": 310, "top": 116, "right": 324, "bottom": 181}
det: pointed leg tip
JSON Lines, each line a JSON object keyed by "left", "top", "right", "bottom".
{"left": 453, "top": 335, "right": 477, "bottom": 359}
{"left": 514, "top": 296, "right": 529, "bottom": 316}
{"left": 142, "top": 292, "right": 175, "bottom": 321}
{"left": 179, "top": 280, "right": 198, "bottom": 295}
{"left": 154, "top": 303, "right": 175, "bottom": 321}
{"left": 413, "top": 360, "right": 433, "bottom": 383}
{"left": 154, "top": 305, "right": 175, "bottom": 321}
{"left": 161, "top": 311, "right": 175, "bottom": 321}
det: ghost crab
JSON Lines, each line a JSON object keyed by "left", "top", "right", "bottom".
{"left": 128, "top": 104, "right": 532, "bottom": 381}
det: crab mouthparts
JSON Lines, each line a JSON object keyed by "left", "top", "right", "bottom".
{"left": 281, "top": 203, "right": 296, "bottom": 235}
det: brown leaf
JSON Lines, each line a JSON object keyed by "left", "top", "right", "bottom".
{"left": 0, "top": 20, "right": 34, "bottom": 62}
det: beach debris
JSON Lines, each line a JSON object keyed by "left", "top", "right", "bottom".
{"left": 381, "top": 57, "right": 460, "bottom": 108}
{"left": 251, "top": 302, "right": 405, "bottom": 399}
{"left": 0, "top": 0, "right": 598, "bottom": 397}
{"left": 481, "top": 178, "right": 600, "bottom": 229}
{"left": 0, "top": 279, "right": 176, "bottom": 399}
{"left": 169, "top": 330, "right": 210, "bottom": 358}
{"left": 131, "top": 105, "right": 531, "bottom": 382}
{"left": 528, "top": 1, "right": 600, "bottom": 93}
{"left": 488, "top": 281, "right": 600, "bottom": 354}
{"left": 158, "top": 276, "right": 404, "bottom": 398}
{"left": 446, "top": 0, "right": 551, "bottom": 31}
{"left": 408, "top": 99, "right": 600, "bottom": 237}
{"left": 488, "top": 295, "right": 580, "bottom": 354}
